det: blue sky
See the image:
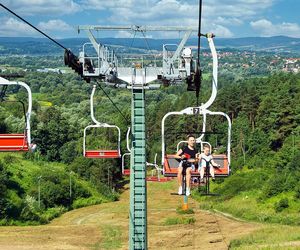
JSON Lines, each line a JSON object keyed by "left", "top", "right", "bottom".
{"left": 0, "top": 0, "right": 299, "bottom": 38}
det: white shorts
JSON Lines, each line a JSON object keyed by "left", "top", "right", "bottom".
{"left": 179, "top": 161, "right": 195, "bottom": 171}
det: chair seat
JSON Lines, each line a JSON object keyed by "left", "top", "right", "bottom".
{"left": 163, "top": 154, "right": 230, "bottom": 177}
{"left": 84, "top": 150, "right": 120, "bottom": 158}
{"left": 0, "top": 134, "right": 29, "bottom": 152}
{"left": 123, "top": 169, "right": 130, "bottom": 176}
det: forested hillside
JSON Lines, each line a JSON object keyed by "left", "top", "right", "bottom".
{"left": 0, "top": 66, "right": 299, "bottom": 224}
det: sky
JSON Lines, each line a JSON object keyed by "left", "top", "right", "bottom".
{"left": 0, "top": 0, "right": 300, "bottom": 39}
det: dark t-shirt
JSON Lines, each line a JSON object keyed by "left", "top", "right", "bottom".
{"left": 181, "top": 146, "right": 198, "bottom": 159}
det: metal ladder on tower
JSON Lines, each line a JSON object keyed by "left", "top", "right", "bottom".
{"left": 129, "top": 87, "right": 147, "bottom": 249}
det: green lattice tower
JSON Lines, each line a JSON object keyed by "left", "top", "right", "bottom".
{"left": 129, "top": 87, "right": 147, "bottom": 249}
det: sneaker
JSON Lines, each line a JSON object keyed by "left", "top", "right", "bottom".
{"left": 200, "top": 178, "right": 204, "bottom": 183}
{"left": 186, "top": 188, "right": 191, "bottom": 196}
{"left": 212, "top": 177, "right": 216, "bottom": 182}
{"left": 178, "top": 186, "right": 183, "bottom": 195}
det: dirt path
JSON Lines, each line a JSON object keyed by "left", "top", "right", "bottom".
{"left": 0, "top": 181, "right": 261, "bottom": 250}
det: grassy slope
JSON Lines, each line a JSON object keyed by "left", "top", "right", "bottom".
{"left": 0, "top": 153, "right": 110, "bottom": 224}
{"left": 192, "top": 169, "right": 300, "bottom": 249}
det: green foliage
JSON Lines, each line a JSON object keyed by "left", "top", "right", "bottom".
{"left": 0, "top": 160, "right": 9, "bottom": 219}
{"left": 163, "top": 216, "right": 195, "bottom": 225}
{"left": 274, "top": 198, "right": 289, "bottom": 213}
{"left": 0, "top": 154, "right": 112, "bottom": 225}
{"left": 215, "top": 169, "right": 268, "bottom": 200}
{"left": 1, "top": 58, "right": 299, "bottom": 227}
{"left": 72, "top": 197, "right": 105, "bottom": 209}
{"left": 176, "top": 207, "right": 194, "bottom": 214}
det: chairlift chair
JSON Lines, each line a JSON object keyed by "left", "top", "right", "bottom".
{"left": 83, "top": 85, "right": 121, "bottom": 158}
{"left": 161, "top": 35, "right": 232, "bottom": 178}
{"left": 0, "top": 77, "right": 34, "bottom": 152}
{"left": 121, "top": 127, "right": 132, "bottom": 175}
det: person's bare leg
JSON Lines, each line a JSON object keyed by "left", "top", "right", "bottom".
{"left": 210, "top": 166, "right": 215, "bottom": 178}
{"left": 186, "top": 167, "right": 191, "bottom": 188}
{"left": 200, "top": 166, "right": 205, "bottom": 179}
{"left": 177, "top": 166, "right": 183, "bottom": 186}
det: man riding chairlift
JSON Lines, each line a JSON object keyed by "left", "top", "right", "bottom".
{"left": 175, "top": 135, "right": 220, "bottom": 196}
{"left": 175, "top": 135, "right": 199, "bottom": 196}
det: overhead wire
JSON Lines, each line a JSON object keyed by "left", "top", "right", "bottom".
{"left": 0, "top": 3, "right": 130, "bottom": 129}
{"left": 95, "top": 81, "right": 130, "bottom": 126}
{"left": 195, "top": 0, "right": 203, "bottom": 106}
{"left": 0, "top": 3, "right": 68, "bottom": 51}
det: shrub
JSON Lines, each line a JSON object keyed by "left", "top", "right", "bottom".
{"left": 176, "top": 207, "right": 194, "bottom": 214}
{"left": 3, "top": 155, "right": 19, "bottom": 165}
{"left": 163, "top": 217, "right": 195, "bottom": 225}
{"left": 274, "top": 198, "right": 289, "bottom": 213}
{"left": 41, "top": 206, "right": 67, "bottom": 222}
{"left": 295, "top": 186, "right": 300, "bottom": 199}
{"left": 72, "top": 197, "right": 104, "bottom": 209}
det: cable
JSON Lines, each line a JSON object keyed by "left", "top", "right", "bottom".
{"left": 141, "top": 31, "right": 152, "bottom": 54}
{"left": 197, "top": 0, "right": 203, "bottom": 67}
{"left": 129, "top": 31, "right": 137, "bottom": 52}
{"left": 195, "top": 0, "right": 203, "bottom": 106}
{"left": 0, "top": 3, "right": 68, "bottom": 51}
{"left": 96, "top": 81, "right": 130, "bottom": 126}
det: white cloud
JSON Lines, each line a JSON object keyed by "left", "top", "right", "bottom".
{"left": 210, "top": 24, "right": 234, "bottom": 38}
{"left": 83, "top": 0, "right": 276, "bottom": 37}
{"left": 0, "top": 0, "right": 80, "bottom": 15}
{"left": 250, "top": 19, "right": 300, "bottom": 37}
{"left": 0, "top": 0, "right": 288, "bottom": 38}
{"left": 0, "top": 17, "right": 73, "bottom": 37}
{"left": 38, "top": 20, "right": 73, "bottom": 32}
{"left": 0, "top": 17, "right": 37, "bottom": 36}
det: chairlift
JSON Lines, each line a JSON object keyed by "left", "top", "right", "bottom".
{"left": 121, "top": 127, "right": 170, "bottom": 181}
{"left": 0, "top": 77, "right": 35, "bottom": 152}
{"left": 83, "top": 85, "right": 121, "bottom": 158}
{"left": 121, "top": 127, "right": 132, "bottom": 175}
{"left": 161, "top": 35, "right": 232, "bottom": 178}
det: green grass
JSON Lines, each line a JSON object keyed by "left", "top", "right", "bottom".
{"left": 163, "top": 216, "right": 195, "bottom": 225}
{"left": 176, "top": 207, "right": 194, "bottom": 214}
{"left": 229, "top": 225, "right": 300, "bottom": 249}
{"left": 93, "top": 225, "right": 122, "bottom": 250}
{"left": 0, "top": 153, "right": 110, "bottom": 225}
{"left": 192, "top": 167, "right": 300, "bottom": 226}
{"left": 194, "top": 189, "right": 300, "bottom": 226}
{"left": 202, "top": 73, "right": 211, "bottom": 80}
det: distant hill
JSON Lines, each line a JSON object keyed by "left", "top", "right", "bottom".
{"left": 0, "top": 36, "right": 299, "bottom": 55}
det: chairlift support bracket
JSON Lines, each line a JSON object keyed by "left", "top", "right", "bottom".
{"left": 77, "top": 25, "right": 198, "bottom": 87}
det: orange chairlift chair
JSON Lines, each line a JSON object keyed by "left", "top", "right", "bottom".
{"left": 83, "top": 85, "right": 121, "bottom": 159}
{"left": 0, "top": 77, "right": 35, "bottom": 152}
{"left": 161, "top": 35, "right": 232, "bottom": 178}
{"left": 122, "top": 127, "right": 165, "bottom": 181}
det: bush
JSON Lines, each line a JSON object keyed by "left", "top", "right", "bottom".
{"left": 214, "top": 169, "right": 268, "bottom": 200}
{"left": 72, "top": 197, "right": 105, "bottom": 209}
{"left": 176, "top": 207, "right": 194, "bottom": 214}
{"left": 274, "top": 198, "right": 289, "bottom": 213}
{"left": 20, "top": 195, "right": 42, "bottom": 222}
{"left": 41, "top": 206, "right": 67, "bottom": 222}
{"left": 163, "top": 217, "right": 195, "bottom": 225}
{"left": 295, "top": 186, "right": 300, "bottom": 199}
{"left": 3, "top": 155, "right": 19, "bottom": 165}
